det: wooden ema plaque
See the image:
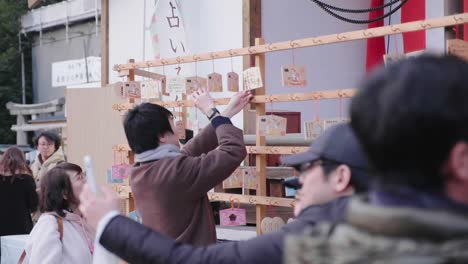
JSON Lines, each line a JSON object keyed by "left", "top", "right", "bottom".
{"left": 140, "top": 80, "right": 161, "bottom": 99}
{"left": 186, "top": 77, "right": 207, "bottom": 94}
{"left": 243, "top": 67, "right": 263, "bottom": 90}
{"left": 281, "top": 65, "right": 307, "bottom": 87}
{"left": 207, "top": 73, "right": 223, "bottom": 92}
{"left": 322, "top": 118, "right": 350, "bottom": 131}
{"left": 447, "top": 39, "right": 468, "bottom": 61}
{"left": 227, "top": 72, "right": 239, "bottom": 92}
{"left": 113, "top": 81, "right": 141, "bottom": 98}
{"left": 167, "top": 76, "right": 187, "bottom": 94}
{"left": 175, "top": 120, "right": 185, "bottom": 140}
{"left": 258, "top": 115, "right": 287, "bottom": 137}
{"left": 223, "top": 167, "right": 257, "bottom": 189}
{"left": 304, "top": 120, "right": 323, "bottom": 140}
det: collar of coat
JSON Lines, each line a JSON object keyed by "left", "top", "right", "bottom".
{"left": 346, "top": 195, "right": 468, "bottom": 241}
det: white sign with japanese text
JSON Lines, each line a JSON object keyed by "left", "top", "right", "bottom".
{"left": 52, "top": 56, "right": 101, "bottom": 87}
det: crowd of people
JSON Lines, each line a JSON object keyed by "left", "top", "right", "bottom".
{"left": 1, "top": 55, "right": 468, "bottom": 263}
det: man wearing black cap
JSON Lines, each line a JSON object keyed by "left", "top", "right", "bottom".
{"left": 78, "top": 123, "right": 371, "bottom": 264}
{"left": 282, "top": 122, "right": 369, "bottom": 218}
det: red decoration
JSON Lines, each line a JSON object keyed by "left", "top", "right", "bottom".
{"left": 401, "top": 0, "right": 426, "bottom": 53}
{"left": 365, "top": 0, "right": 386, "bottom": 72}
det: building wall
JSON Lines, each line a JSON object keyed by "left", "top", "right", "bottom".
{"left": 262, "top": 0, "right": 370, "bottom": 124}
{"left": 31, "top": 21, "right": 101, "bottom": 103}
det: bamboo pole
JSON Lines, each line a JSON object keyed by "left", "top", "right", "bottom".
{"left": 113, "top": 13, "right": 468, "bottom": 71}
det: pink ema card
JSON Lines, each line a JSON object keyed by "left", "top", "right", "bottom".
{"left": 219, "top": 208, "right": 247, "bottom": 226}
{"left": 111, "top": 164, "right": 132, "bottom": 179}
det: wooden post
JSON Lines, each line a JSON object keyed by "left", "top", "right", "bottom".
{"left": 243, "top": 0, "right": 262, "bottom": 165}
{"left": 127, "top": 59, "right": 135, "bottom": 210}
{"left": 100, "top": 0, "right": 109, "bottom": 86}
{"left": 254, "top": 38, "right": 267, "bottom": 235}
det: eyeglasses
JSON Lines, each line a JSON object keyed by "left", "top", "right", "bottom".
{"left": 295, "top": 159, "right": 340, "bottom": 173}
{"left": 38, "top": 143, "right": 54, "bottom": 147}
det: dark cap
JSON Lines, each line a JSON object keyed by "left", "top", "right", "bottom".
{"left": 281, "top": 123, "right": 369, "bottom": 171}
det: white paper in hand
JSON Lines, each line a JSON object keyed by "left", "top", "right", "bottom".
{"left": 83, "top": 155, "right": 99, "bottom": 194}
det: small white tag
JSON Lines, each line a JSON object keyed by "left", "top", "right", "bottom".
{"left": 243, "top": 67, "right": 263, "bottom": 90}
{"left": 167, "top": 76, "right": 187, "bottom": 94}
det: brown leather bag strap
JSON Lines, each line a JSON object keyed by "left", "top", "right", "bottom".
{"left": 17, "top": 215, "right": 64, "bottom": 264}
{"left": 53, "top": 215, "right": 64, "bottom": 241}
{"left": 17, "top": 251, "right": 26, "bottom": 264}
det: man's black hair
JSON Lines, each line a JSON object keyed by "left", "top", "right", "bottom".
{"left": 350, "top": 55, "right": 468, "bottom": 192}
{"left": 123, "top": 103, "right": 174, "bottom": 154}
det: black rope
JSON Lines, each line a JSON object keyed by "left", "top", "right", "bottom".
{"left": 313, "top": 0, "right": 408, "bottom": 24}
{"left": 310, "top": 0, "right": 401, "bottom": 14}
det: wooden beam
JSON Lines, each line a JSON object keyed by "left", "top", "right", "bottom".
{"left": 113, "top": 13, "right": 468, "bottom": 70}
{"left": 115, "top": 185, "right": 295, "bottom": 208}
{"left": 101, "top": 0, "right": 109, "bottom": 86}
{"left": 247, "top": 146, "right": 309, "bottom": 155}
{"left": 134, "top": 69, "right": 165, "bottom": 80}
{"left": 111, "top": 89, "right": 357, "bottom": 110}
{"left": 113, "top": 144, "right": 308, "bottom": 155}
{"left": 208, "top": 193, "right": 294, "bottom": 208}
{"left": 244, "top": 133, "right": 312, "bottom": 146}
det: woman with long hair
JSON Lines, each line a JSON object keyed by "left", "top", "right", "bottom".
{"left": 23, "top": 163, "right": 94, "bottom": 264}
{"left": 0, "top": 147, "right": 38, "bottom": 236}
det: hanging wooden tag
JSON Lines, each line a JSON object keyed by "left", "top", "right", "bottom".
{"left": 186, "top": 76, "right": 207, "bottom": 94}
{"left": 258, "top": 115, "right": 287, "bottom": 136}
{"left": 140, "top": 80, "right": 161, "bottom": 99}
{"left": 227, "top": 72, "right": 239, "bottom": 92}
{"left": 161, "top": 76, "right": 170, "bottom": 96}
{"left": 447, "top": 39, "right": 468, "bottom": 61}
{"left": 304, "top": 120, "right": 323, "bottom": 140}
{"left": 175, "top": 120, "right": 185, "bottom": 140}
{"left": 106, "top": 169, "right": 123, "bottom": 184}
{"left": 219, "top": 200, "right": 246, "bottom": 226}
{"left": 167, "top": 76, "right": 187, "bottom": 94}
{"left": 322, "top": 118, "right": 350, "bottom": 131}
{"left": 111, "top": 164, "right": 132, "bottom": 179}
{"left": 243, "top": 67, "right": 263, "bottom": 90}
{"left": 207, "top": 73, "right": 223, "bottom": 92}
{"left": 113, "top": 82, "right": 125, "bottom": 98}
{"left": 261, "top": 217, "right": 286, "bottom": 234}
{"left": 242, "top": 167, "right": 257, "bottom": 189}
{"left": 281, "top": 65, "right": 307, "bottom": 87}
{"left": 223, "top": 168, "right": 243, "bottom": 189}
{"left": 124, "top": 81, "right": 141, "bottom": 98}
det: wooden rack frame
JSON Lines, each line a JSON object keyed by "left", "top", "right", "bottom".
{"left": 114, "top": 185, "right": 295, "bottom": 208}
{"left": 114, "top": 144, "right": 309, "bottom": 155}
{"left": 113, "top": 13, "right": 468, "bottom": 71}
{"left": 112, "top": 13, "right": 468, "bottom": 235}
{"left": 112, "top": 89, "right": 356, "bottom": 111}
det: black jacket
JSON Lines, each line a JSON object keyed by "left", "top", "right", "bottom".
{"left": 0, "top": 174, "right": 38, "bottom": 236}
{"left": 100, "top": 196, "right": 350, "bottom": 264}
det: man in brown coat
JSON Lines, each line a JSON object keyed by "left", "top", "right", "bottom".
{"left": 123, "top": 88, "right": 251, "bottom": 245}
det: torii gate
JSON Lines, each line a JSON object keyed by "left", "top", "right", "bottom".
{"left": 6, "top": 98, "right": 66, "bottom": 145}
